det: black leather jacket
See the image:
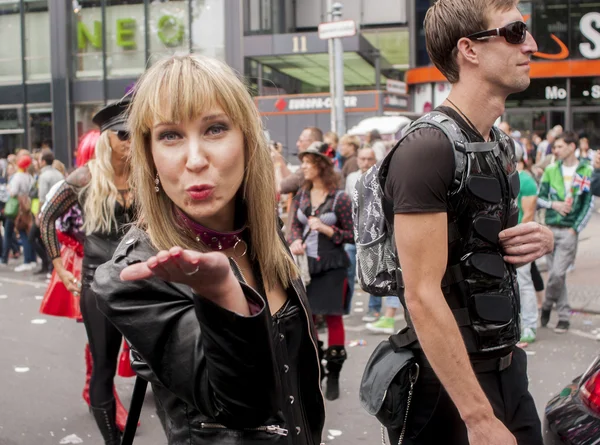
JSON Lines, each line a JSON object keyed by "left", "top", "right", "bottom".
{"left": 92, "top": 226, "right": 325, "bottom": 445}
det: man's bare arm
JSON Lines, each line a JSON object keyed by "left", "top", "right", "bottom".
{"left": 520, "top": 196, "right": 537, "bottom": 224}
{"left": 395, "top": 213, "right": 501, "bottom": 427}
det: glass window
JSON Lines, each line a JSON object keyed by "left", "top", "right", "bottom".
{"left": 28, "top": 109, "right": 52, "bottom": 150}
{"left": 24, "top": 0, "right": 50, "bottom": 81}
{"left": 0, "top": 108, "right": 25, "bottom": 156}
{"left": 106, "top": 0, "right": 146, "bottom": 77}
{"left": 573, "top": 112, "right": 600, "bottom": 149}
{"left": 191, "top": 0, "right": 225, "bottom": 60}
{"left": 0, "top": 2, "right": 22, "bottom": 83}
{"left": 73, "top": 1, "right": 104, "bottom": 78}
{"left": 148, "top": 0, "right": 189, "bottom": 65}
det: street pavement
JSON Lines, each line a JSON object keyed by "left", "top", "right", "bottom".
{"left": 2, "top": 214, "right": 600, "bottom": 445}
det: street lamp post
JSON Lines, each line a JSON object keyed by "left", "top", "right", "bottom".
{"left": 332, "top": 2, "right": 346, "bottom": 136}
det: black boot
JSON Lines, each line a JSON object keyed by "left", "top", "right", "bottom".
{"left": 90, "top": 399, "right": 122, "bottom": 445}
{"left": 324, "top": 346, "right": 347, "bottom": 401}
{"left": 317, "top": 340, "right": 326, "bottom": 382}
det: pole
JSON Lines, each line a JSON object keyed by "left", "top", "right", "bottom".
{"left": 332, "top": 2, "right": 345, "bottom": 136}
{"left": 327, "top": 0, "right": 336, "bottom": 133}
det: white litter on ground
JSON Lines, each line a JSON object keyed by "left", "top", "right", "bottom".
{"left": 353, "top": 307, "right": 364, "bottom": 313}
{"left": 328, "top": 429, "right": 342, "bottom": 437}
{"left": 35, "top": 295, "right": 43, "bottom": 300}
{"left": 0, "top": 295, "right": 7, "bottom": 299}
{"left": 59, "top": 434, "right": 83, "bottom": 444}
{"left": 31, "top": 319, "right": 47, "bottom": 324}
{"left": 14, "top": 367, "right": 30, "bottom": 373}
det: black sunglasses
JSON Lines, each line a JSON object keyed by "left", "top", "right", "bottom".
{"left": 113, "top": 130, "right": 130, "bottom": 141}
{"left": 466, "top": 21, "right": 528, "bottom": 45}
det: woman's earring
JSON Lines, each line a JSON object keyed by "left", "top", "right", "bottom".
{"left": 155, "top": 173, "right": 160, "bottom": 193}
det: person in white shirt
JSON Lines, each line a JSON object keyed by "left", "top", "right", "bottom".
{"left": 345, "top": 147, "right": 377, "bottom": 197}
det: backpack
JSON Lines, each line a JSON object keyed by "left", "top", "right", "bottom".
{"left": 351, "top": 111, "right": 469, "bottom": 296}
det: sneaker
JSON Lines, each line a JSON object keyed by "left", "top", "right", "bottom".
{"left": 366, "top": 317, "right": 395, "bottom": 335}
{"left": 540, "top": 309, "right": 551, "bottom": 328}
{"left": 520, "top": 327, "right": 536, "bottom": 344}
{"left": 361, "top": 311, "right": 380, "bottom": 323}
{"left": 14, "top": 263, "right": 35, "bottom": 272}
{"left": 554, "top": 321, "right": 570, "bottom": 334}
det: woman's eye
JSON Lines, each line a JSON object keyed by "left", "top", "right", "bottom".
{"left": 207, "top": 124, "right": 228, "bottom": 136}
{"left": 158, "top": 132, "right": 180, "bottom": 141}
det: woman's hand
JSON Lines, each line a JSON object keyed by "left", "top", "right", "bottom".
{"left": 308, "top": 217, "right": 325, "bottom": 233}
{"left": 290, "top": 239, "right": 305, "bottom": 255}
{"left": 57, "top": 268, "right": 81, "bottom": 296}
{"left": 120, "top": 247, "right": 249, "bottom": 315}
{"left": 308, "top": 217, "right": 334, "bottom": 237}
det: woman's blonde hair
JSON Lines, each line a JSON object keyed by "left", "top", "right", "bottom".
{"left": 128, "top": 55, "right": 298, "bottom": 289}
{"left": 81, "top": 131, "right": 125, "bottom": 235}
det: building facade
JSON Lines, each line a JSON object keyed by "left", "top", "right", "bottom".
{"left": 243, "top": 0, "right": 411, "bottom": 158}
{"left": 0, "top": 0, "right": 242, "bottom": 164}
{"left": 407, "top": 0, "right": 600, "bottom": 146}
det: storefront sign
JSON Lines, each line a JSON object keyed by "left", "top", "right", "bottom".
{"left": 580, "top": 12, "right": 600, "bottom": 60}
{"left": 255, "top": 92, "right": 379, "bottom": 115}
{"left": 545, "top": 85, "right": 568, "bottom": 100}
{"left": 78, "top": 15, "right": 184, "bottom": 50}
{"left": 287, "top": 96, "right": 358, "bottom": 110}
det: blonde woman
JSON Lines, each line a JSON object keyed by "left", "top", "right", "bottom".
{"left": 92, "top": 55, "right": 325, "bottom": 445}
{"left": 40, "top": 101, "right": 134, "bottom": 445}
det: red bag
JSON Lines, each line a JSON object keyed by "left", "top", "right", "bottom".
{"left": 118, "top": 340, "right": 136, "bottom": 378}
{"left": 39, "top": 232, "right": 84, "bottom": 319}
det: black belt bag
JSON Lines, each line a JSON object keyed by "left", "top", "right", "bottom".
{"left": 359, "top": 327, "right": 419, "bottom": 445}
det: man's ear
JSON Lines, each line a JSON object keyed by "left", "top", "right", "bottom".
{"left": 456, "top": 37, "right": 480, "bottom": 67}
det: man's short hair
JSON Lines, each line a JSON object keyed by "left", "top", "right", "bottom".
{"left": 324, "top": 131, "right": 338, "bottom": 144}
{"left": 556, "top": 131, "right": 579, "bottom": 147}
{"left": 41, "top": 149, "right": 55, "bottom": 166}
{"left": 424, "top": 0, "right": 518, "bottom": 84}
{"left": 305, "top": 127, "right": 323, "bottom": 142}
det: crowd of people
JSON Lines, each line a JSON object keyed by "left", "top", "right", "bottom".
{"left": 2, "top": 1, "right": 600, "bottom": 444}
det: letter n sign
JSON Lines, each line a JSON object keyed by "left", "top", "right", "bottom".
{"left": 78, "top": 21, "right": 102, "bottom": 50}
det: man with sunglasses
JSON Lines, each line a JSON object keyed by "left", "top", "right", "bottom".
{"left": 381, "top": 1, "right": 554, "bottom": 444}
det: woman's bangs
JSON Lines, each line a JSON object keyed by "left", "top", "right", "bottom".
{"left": 135, "top": 60, "right": 243, "bottom": 133}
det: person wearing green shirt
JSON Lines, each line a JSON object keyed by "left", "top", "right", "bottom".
{"left": 515, "top": 144, "right": 539, "bottom": 346}
{"left": 537, "top": 131, "right": 595, "bottom": 333}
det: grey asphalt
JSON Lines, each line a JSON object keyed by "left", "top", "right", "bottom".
{"left": 1, "top": 214, "right": 600, "bottom": 445}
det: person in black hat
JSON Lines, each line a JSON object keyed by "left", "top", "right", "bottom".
{"left": 289, "top": 141, "right": 354, "bottom": 401}
{"left": 40, "top": 98, "right": 135, "bottom": 444}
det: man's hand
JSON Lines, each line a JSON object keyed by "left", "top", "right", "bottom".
{"left": 552, "top": 201, "right": 572, "bottom": 216}
{"left": 466, "top": 416, "right": 517, "bottom": 445}
{"left": 594, "top": 152, "right": 600, "bottom": 170}
{"left": 499, "top": 222, "right": 554, "bottom": 265}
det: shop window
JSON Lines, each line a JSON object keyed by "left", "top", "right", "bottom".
{"left": 0, "top": 2, "right": 22, "bottom": 83}
{"left": 573, "top": 112, "right": 600, "bottom": 149}
{"left": 106, "top": 0, "right": 146, "bottom": 77}
{"left": 28, "top": 109, "right": 52, "bottom": 150}
{"left": 148, "top": 0, "right": 190, "bottom": 66}
{"left": 191, "top": 0, "right": 225, "bottom": 61}
{"left": 0, "top": 108, "right": 25, "bottom": 156}
{"left": 73, "top": 1, "right": 104, "bottom": 78}
{"left": 24, "top": 0, "right": 50, "bottom": 81}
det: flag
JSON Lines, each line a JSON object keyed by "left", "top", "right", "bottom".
{"left": 573, "top": 174, "right": 591, "bottom": 193}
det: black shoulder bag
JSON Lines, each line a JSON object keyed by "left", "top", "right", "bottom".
{"left": 359, "top": 327, "right": 420, "bottom": 445}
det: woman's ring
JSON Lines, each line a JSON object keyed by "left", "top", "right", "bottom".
{"left": 184, "top": 265, "right": 200, "bottom": 276}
